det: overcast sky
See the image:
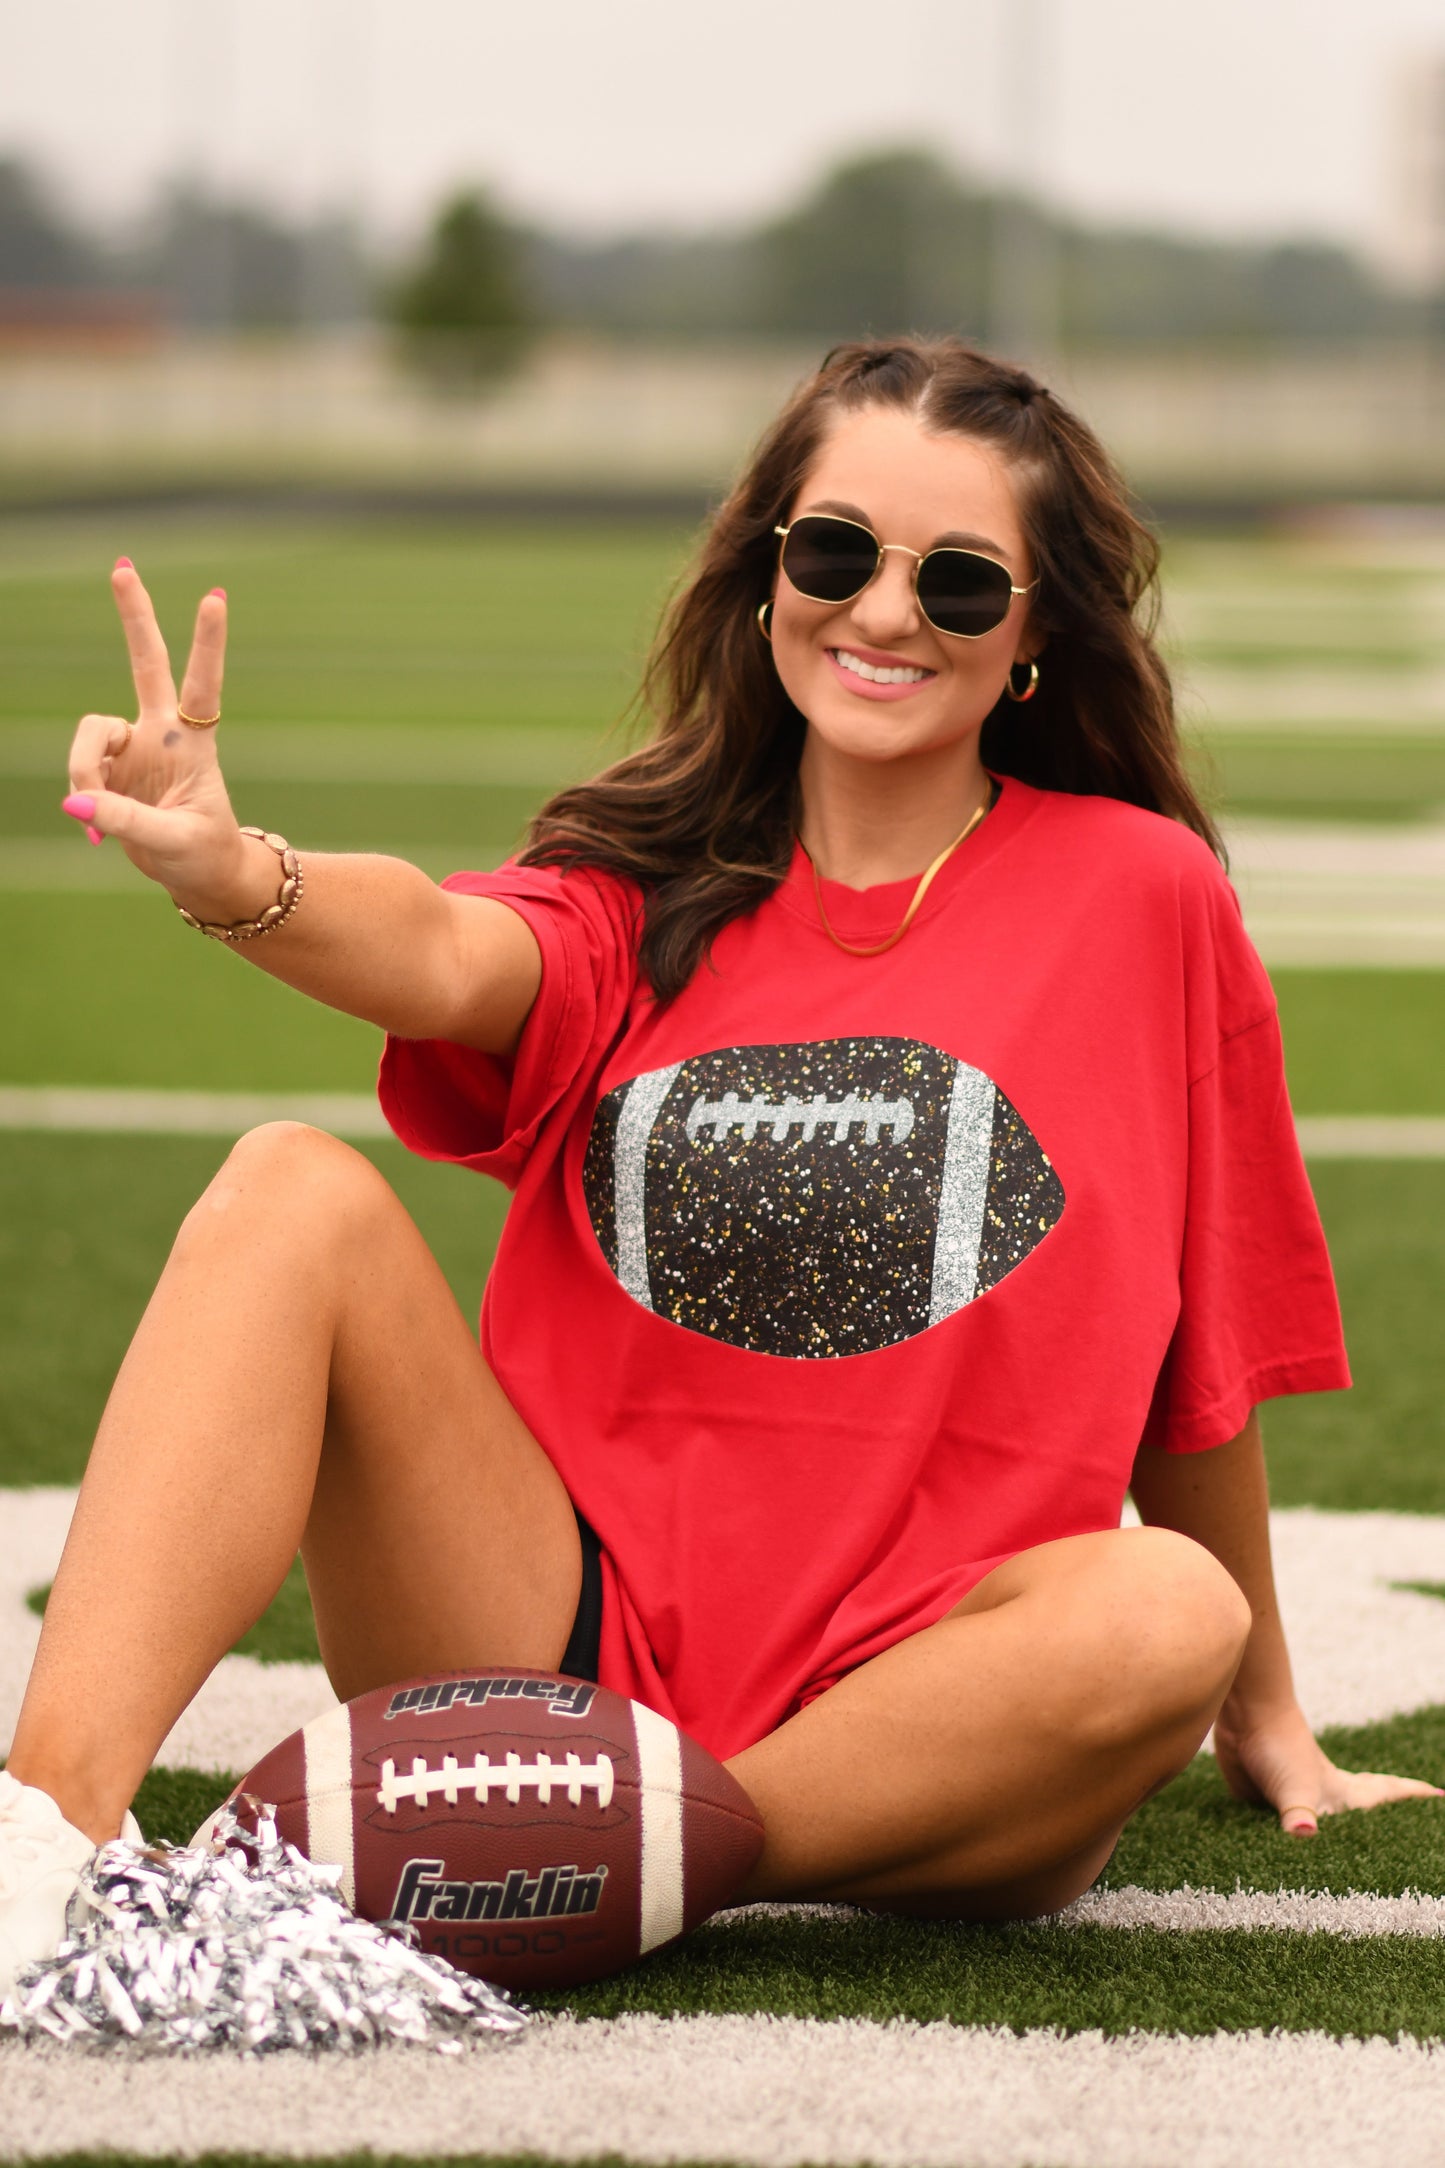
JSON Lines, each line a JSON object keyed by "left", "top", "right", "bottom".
{"left": 3, "top": 0, "right": 1442, "bottom": 260}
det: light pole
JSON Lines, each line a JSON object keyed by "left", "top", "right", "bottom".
{"left": 988, "top": 0, "right": 1058, "bottom": 366}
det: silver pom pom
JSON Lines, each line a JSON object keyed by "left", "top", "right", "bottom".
{"left": 0, "top": 1806, "right": 529, "bottom": 2054}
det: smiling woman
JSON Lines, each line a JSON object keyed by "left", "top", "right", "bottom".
{"left": 2, "top": 337, "right": 1435, "bottom": 2005}
{"left": 522, "top": 340, "right": 1215, "bottom": 995}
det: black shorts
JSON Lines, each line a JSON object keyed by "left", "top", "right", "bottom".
{"left": 559, "top": 1508, "right": 603, "bottom": 1683}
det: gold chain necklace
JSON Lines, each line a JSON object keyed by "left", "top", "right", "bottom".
{"left": 802, "top": 788, "right": 994, "bottom": 959}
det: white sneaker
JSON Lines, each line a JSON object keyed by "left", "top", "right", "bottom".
{"left": 0, "top": 1770, "right": 142, "bottom": 1998}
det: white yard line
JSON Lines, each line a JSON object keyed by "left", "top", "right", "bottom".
{"left": 0, "top": 1489, "right": 337, "bottom": 1778}
{"left": 1185, "top": 665, "right": 1445, "bottom": 731}
{"left": 732, "top": 1890, "right": 1445, "bottom": 1937}
{"left": 1224, "top": 816, "right": 1445, "bottom": 964}
{"left": 1059, "top": 1886, "right": 1445, "bottom": 1935}
{"left": 10, "top": 2017, "right": 1445, "bottom": 2168}
{"left": 0, "top": 840, "right": 493, "bottom": 891}
{"left": 10, "top": 801, "right": 1445, "bottom": 962}
{"left": 1293, "top": 1117, "right": 1445, "bottom": 1157}
{"left": 1, "top": 1088, "right": 1440, "bottom": 1159}
{"left": 0, "top": 721, "right": 607, "bottom": 785}
{"left": 0, "top": 1087, "right": 391, "bottom": 1139}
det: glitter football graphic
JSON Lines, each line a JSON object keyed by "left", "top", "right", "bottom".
{"left": 582, "top": 1036, "right": 1065, "bottom": 1357}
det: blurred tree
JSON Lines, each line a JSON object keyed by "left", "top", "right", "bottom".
{"left": 1059, "top": 226, "right": 1404, "bottom": 346}
{"left": 135, "top": 187, "right": 369, "bottom": 328}
{"left": 528, "top": 226, "right": 760, "bottom": 337}
{"left": 388, "top": 187, "right": 533, "bottom": 385}
{"left": 0, "top": 158, "right": 99, "bottom": 286}
{"left": 526, "top": 145, "right": 1417, "bottom": 350}
{"left": 753, "top": 149, "right": 991, "bottom": 338}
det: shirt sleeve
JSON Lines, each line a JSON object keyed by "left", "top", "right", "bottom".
{"left": 1141, "top": 871, "right": 1351, "bottom": 1453}
{"left": 377, "top": 860, "right": 642, "bottom": 1190}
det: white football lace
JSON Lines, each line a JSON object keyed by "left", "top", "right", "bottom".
{"left": 685, "top": 1090, "right": 915, "bottom": 1146}
{"left": 375, "top": 1751, "right": 615, "bottom": 1815}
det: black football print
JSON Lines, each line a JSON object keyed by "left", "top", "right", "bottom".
{"left": 582, "top": 1036, "right": 1064, "bottom": 1358}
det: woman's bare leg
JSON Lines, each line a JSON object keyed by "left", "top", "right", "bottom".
{"left": 728, "top": 1526, "right": 1251, "bottom": 1916}
{"left": 7, "top": 1122, "right": 579, "bottom": 1843}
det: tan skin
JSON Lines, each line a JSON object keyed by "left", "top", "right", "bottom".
{"left": 12, "top": 409, "right": 1435, "bottom": 1914}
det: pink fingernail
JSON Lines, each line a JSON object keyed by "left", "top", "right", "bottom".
{"left": 62, "top": 793, "right": 96, "bottom": 821}
{"left": 209, "top": 586, "right": 226, "bottom": 600}
{"left": 114, "top": 556, "right": 133, "bottom": 571}
{"left": 86, "top": 826, "right": 103, "bottom": 847}
{"left": 1290, "top": 1818, "right": 1318, "bottom": 1837}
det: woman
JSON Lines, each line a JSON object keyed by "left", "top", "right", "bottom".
{"left": 2, "top": 339, "right": 1434, "bottom": 1990}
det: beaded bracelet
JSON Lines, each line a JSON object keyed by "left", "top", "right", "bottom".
{"left": 175, "top": 826, "right": 304, "bottom": 943}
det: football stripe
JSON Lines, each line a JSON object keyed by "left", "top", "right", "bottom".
{"left": 631, "top": 1699, "right": 686, "bottom": 1954}
{"left": 928, "top": 1060, "right": 996, "bottom": 1323}
{"left": 613, "top": 1062, "right": 682, "bottom": 1309}
{"left": 301, "top": 1703, "right": 355, "bottom": 1908}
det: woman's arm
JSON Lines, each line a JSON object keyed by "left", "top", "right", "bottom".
{"left": 168, "top": 844, "right": 541, "bottom": 1056}
{"left": 1130, "top": 1414, "right": 1441, "bottom": 1833}
{"left": 63, "top": 564, "right": 541, "bottom": 1057}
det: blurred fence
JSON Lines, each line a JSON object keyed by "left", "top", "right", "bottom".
{"left": 1, "top": 332, "right": 1442, "bottom": 508}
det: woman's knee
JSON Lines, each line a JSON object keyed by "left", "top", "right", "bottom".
{"left": 175, "top": 1122, "right": 397, "bottom": 1264}
{"left": 1061, "top": 1528, "right": 1251, "bottom": 1753}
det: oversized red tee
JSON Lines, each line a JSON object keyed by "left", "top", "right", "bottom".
{"left": 379, "top": 777, "right": 1349, "bottom": 1760}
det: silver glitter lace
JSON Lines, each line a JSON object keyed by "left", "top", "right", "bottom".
{"left": 0, "top": 1806, "right": 529, "bottom": 2054}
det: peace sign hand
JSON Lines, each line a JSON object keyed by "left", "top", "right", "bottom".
{"left": 64, "top": 561, "right": 257, "bottom": 916}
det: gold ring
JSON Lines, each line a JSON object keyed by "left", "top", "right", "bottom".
{"left": 177, "top": 706, "right": 221, "bottom": 731}
{"left": 115, "top": 721, "right": 135, "bottom": 752}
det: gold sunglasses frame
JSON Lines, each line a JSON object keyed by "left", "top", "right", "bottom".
{"left": 773, "top": 514, "right": 1037, "bottom": 640}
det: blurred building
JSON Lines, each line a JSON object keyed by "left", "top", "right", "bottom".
{"left": 0, "top": 289, "right": 164, "bottom": 355}
{"left": 1379, "top": 53, "right": 1445, "bottom": 295}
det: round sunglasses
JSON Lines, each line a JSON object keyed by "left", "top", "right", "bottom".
{"left": 773, "top": 513, "right": 1036, "bottom": 640}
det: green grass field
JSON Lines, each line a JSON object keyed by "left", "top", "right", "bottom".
{"left": 4, "top": 512, "right": 1445, "bottom": 2090}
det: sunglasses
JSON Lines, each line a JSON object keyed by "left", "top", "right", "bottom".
{"left": 773, "top": 514, "right": 1037, "bottom": 640}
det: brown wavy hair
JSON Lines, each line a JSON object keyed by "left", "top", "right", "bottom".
{"left": 521, "top": 336, "right": 1218, "bottom": 1000}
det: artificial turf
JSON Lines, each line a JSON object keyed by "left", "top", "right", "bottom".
{"left": 1, "top": 512, "right": 1442, "bottom": 831}
{"left": 0, "top": 518, "right": 690, "bottom": 739}
{"left": 128, "top": 1701, "right": 1445, "bottom": 1913}
{"left": 3, "top": 1139, "right": 1441, "bottom": 1511}
{"left": 4, "top": 518, "right": 1445, "bottom": 2084}
{"left": 535, "top": 1912, "right": 1445, "bottom": 2036}
{"left": 105, "top": 1696, "right": 1445, "bottom": 2049}
{"left": 0, "top": 1134, "right": 507, "bottom": 1488}
{"left": 102, "top": 1763, "right": 1445, "bottom": 2043}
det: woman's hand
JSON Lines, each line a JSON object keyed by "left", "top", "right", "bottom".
{"left": 1213, "top": 1695, "right": 1443, "bottom": 1837}
{"left": 63, "top": 561, "right": 270, "bottom": 922}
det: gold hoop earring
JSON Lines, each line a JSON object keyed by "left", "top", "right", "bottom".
{"left": 756, "top": 601, "right": 773, "bottom": 642}
{"left": 1005, "top": 659, "right": 1039, "bottom": 703}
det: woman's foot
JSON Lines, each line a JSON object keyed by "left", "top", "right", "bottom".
{"left": 0, "top": 1770, "right": 141, "bottom": 1998}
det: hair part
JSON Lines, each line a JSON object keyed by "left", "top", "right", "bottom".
{"left": 521, "top": 337, "right": 1219, "bottom": 1002}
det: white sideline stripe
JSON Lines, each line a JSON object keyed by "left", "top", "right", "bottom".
{"left": 301, "top": 1705, "right": 356, "bottom": 1910}
{"left": 631, "top": 1700, "right": 686, "bottom": 1955}
{"left": 12, "top": 1500, "right": 1445, "bottom": 1773}
{"left": 11, "top": 2017, "right": 1445, "bottom": 2167}
{"left": 2, "top": 1088, "right": 1444, "bottom": 1159}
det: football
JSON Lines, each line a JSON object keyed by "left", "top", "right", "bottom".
{"left": 195, "top": 1668, "right": 765, "bottom": 1990}
{"left": 583, "top": 1033, "right": 1065, "bottom": 1358}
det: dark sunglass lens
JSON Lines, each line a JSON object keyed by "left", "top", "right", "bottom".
{"left": 917, "top": 550, "right": 1014, "bottom": 636}
{"left": 781, "top": 517, "right": 879, "bottom": 603}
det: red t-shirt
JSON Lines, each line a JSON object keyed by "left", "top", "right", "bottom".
{"left": 379, "top": 777, "right": 1349, "bottom": 1760}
